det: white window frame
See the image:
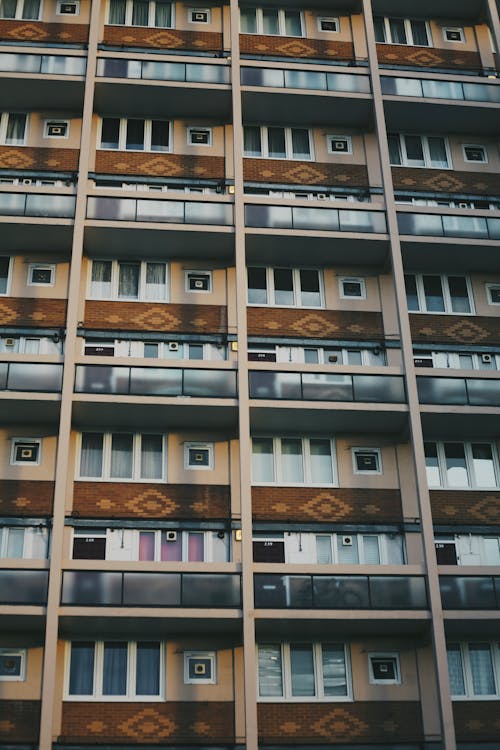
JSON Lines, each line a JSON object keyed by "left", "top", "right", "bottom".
{"left": 240, "top": 7, "right": 304, "bottom": 37}
{"left": 352, "top": 447, "right": 382, "bottom": 475}
{"left": 425, "top": 440, "right": 500, "bottom": 490}
{"left": 443, "top": 27, "right": 465, "bottom": 43}
{"left": 0, "top": 112, "right": 28, "bottom": 146}
{"left": 0, "top": 649, "right": 26, "bottom": 681}
{"left": 406, "top": 274, "right": 474, "bottom": 315}
{"left": 247, "top": 267, "right": 324, "bottom": 308}
{"left": 462, "top": 144, "right": 488, "bottom": 164}
{"left": 447, "top": 642, "right": 500, "bottom": 700}
{"left": 414, "top": 350, "right": 500, "bottom": 371}
{"left": 252, "top": 437, "right": 337, "bottom": 487}
{"left": 317, "top": 17, "right": 339, "bottom": 33}
{"left": 77, "top": 432, "right": 167, "bottom": 482}
{"left": 184, "top": 651, "right": 217, "bottom": 684}
{"left": 186, "top": 126, "right": 212, "bottom": 147}
{"left": 107, "top": 0, "right": 174, "bottom": 28}
{"left": 375, "top": 17, "right": 432, "bottom": 47}
{"left": 0, "top": 255, "right": 12, "bottom": 296}
{"left": 184, "top": 442, "right": 214, "bottom": 470}
{"left": 57, "top": 0, "right": 81, "bottom": 14}
{"left": 339, "top": 276, "right": 366, "bottom": 299}
{"left": 486, "top": 284, "right": 500, "bottom": 305}
{"left": 10, "top": 438, "right": 41, "bottom": 466}
{"left": 257, "top": 642, "right": 352, "bottom": 701}
{"left": 243, "top": 126, "right": 313, "bottom": 161}
{"left": 87, "top": 259, "right": 169, "bottom": 302}
{"left": 27, "top": 263, "right": 55, "bottom": 287}
{"left": 43, "top": 119, "right": 70, "bottom": 139}
{"left": 389, "top": 134, "right": 451, "bottom": 169}
{"left": 0, "top": 0, "right": 41, "bottom": 20}
{"left": 64, "top": 641, "right": 165, "bottom": 701}
{"left": 188, "top": 7, "right": 210, "bottom": 24}
{"left": 368, "top": 652, "right": 401, "bottom": 685}
{"left": 99, "top": 117, "right": 172, "bottom": 153}
{"left": 184, "top": 269, "right": 212, "bottom": 293}
{"left": 327, "top": 135, "right": 352, "bottom": 155}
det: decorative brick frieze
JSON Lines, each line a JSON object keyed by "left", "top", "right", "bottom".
{"left": 431, "top": 490, "right": 500, "bottom": 526}
{"left": 410, "top": 315, "right": 500, "bottom": 347}
{"left": 84, "top": 301, "right": 227, "bottom": 334}
{"left": 0, "top": 480, "right": 54, "bottom": 516}
{"left": 243, "top": 159, "right": 369, "bottom": 188}
{"left": 60, "top": 701, "right": 235, "bottom": 743}
{"left": 95, "top": 151, "right": 225, "bottom": 180}
{"left": 247, "top": 308, "right": 384, "bottom": 340}
{"left": 257, "top": 702, "right": 423, "bottom": 744}
{"left": 0, "top": 19, "right": 88, "bottom": 44}
{"left": 0, "top": 145, "right": 79, "bottom": 172}
{"left": 453, "top": 701, "right": 500, "bottom": 741}
{"left": 252, "top": 487, "right": 403, "bottom": 523}
{"left": 377, "top": 43, "right": 482, "bottom": 72}
{"left": 72, "top": 482, "right": 230, "bottom": 520}
{"left": 393, "top": 166, "right": 500, "bottom": 196}
{"left": 102, "top": 25, "right": 223, "bottom": 52}
{"left": 240, "top": 34, "right": 355, "bottom": 62}
{"left": 0, "top": 297, "right": 67, "bottom": 328}
{"left": 0, "top": 701, "right": 40, "bottom": 742}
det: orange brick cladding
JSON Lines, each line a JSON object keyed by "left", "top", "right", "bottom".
{"left": 60, "top": 701, "right": 235, "bottom": 743}
{"left": 240, "top": 34, "right": 355, "bottom": 62}
{"left": 72, "top": 482, "right": 230, "bottom": 519}
{"left": 0, "top": 480, "right": 54, "bottom": 516}
{"left": 0, "top": 297, "right": 67, "bottom": 327}
{"left": 0, "top": 700, "right": 40, "bottom": 742}
{"left": 84, "top": 301, "right": 227, "bottom": 334}
{"left": 252, "top": 487, "right": 403, "bottom": 523}
{"left": 453, "top": 701, "right": 500, "bottom": 741}
{"left": 257, "top": 701, "right": 423, "bottom": 744}
{"left": 0, "top": 145, "right": 79, "bottom": 172}
{"left": 248, "top": 308, "right": 383, "bottom": 340}
{"left": 95, "top": 151, "right": 225, "bottom": 180}
{"left": 410, "top": 314, "right": 500, "bottom": 346}
{"left": 0, "top": 19, "right": 88, "bottom": 43}
{"left": 243, "top": 158, "right": 369, "bottom": 187}
{"left": 430, "top": 490, "right": 500, "bottom": 525}
{"left": 393, "top": 166, "right": 499, "bottom": 196}
{"left": 376, "top": 43, "right": 481, "bottom": 72}
{"left": 102, "top": 25, "right": 223, "bottom": 52}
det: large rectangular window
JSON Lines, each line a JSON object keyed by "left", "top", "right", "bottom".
{"left": 243, "top": 126, "right": 312, "bottom": 160}
{"left": 240, "top": 7, "right": 303, "bottom": 36}
{"left": 374, "top": 17, "right": 431, "bottom": 46}
{"left": 252, "top": 437, "right": 336, "bottom": 486}
{"left": 79, "top": 433, "right": 166, "bottom": 481}
{"left": 424, "top": 441, "right": 499, "bottom": 489}
{"left": 405, "top": 274, "right": 473, "bottom": 314}
{"left": 0, "top": 0, "right": 40, "bottom": 20}
{"left": 89, "top": 260, "right": 168, "bottom": 302}
{"left": 247, "top": 267, "right": 323, "bottom": 307}
{"left": 0, "top": 257, "right": 11, "bottom": 295}
{"left": 0, "top": 113, "right": 28, "bottom": 145}
{"left": 99, "top": 118, "right": 170, "bottom": 152}
{"left": 447, "top": 642, "right": 500, "bottom": 699}
{"left": 388, "top": 134, "right": 450, "bottom": 168}
{"left": 108, "top": 0, "right": 172, "bottom": 27}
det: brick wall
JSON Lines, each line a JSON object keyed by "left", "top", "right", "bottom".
{"left": 0, "top": 19, "right": 88, "bottom": 43}
{"left": 0, "top": 480, "right": 54, "bottom": 516}
{"left": 240, "top": 35, "right": 355, "bottom": 62}
{"left": 453, "top": 701, "right": 500, "bottom": 741}
{"left": 243, "top": 159, "right": 369, "bottom": 188}
{"left": 60, "top": 701, "right": 234, "bottom": 743}
{"left": 0, "top": 700, "right": 40, "bottom": 742}
{"left": 102, "top": 25, "right": 223, "bottom": 52}
{"left": 410, "top": 315, "right": 500, "bottom": 346}
{"left": 95, "top": 151, "right": 225, "bottom": 180}
{"left": 393, "top": 166, "right": 499, "bottom": 196}
{"left": 84, "top": 301, "right": 227, "bottom": 334}
{"left": 0, "top": 146, "right": 79, "bottom": 172}
{"left": 377, "top": 44, "right": 481, "bottom": 72}
{"left": 247, "top": 308, "right": 384, "bottom": 340}
{"left": 0, "top": 297, "right": 67, "bottom": 327}
{"left": 252, "top": 487, "right": 403, "bottom": 523}
{"left": 258, "top": 701, "right": 423, "bottom": 744}
{"left": 431, "top": 490, "right": 500, "bottom": 525}
{"left": 72, "top": 482, "right": 230, "bottom": 519}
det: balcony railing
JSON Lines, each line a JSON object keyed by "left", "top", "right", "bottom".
{"left": 0, "top": 362, "right": 63, "bottom": 392}
{"left": 61, "top": 571, "right": 241, "bottom": 607}
{"left": 0, "top": 193, "right": 76, "bottom": 219}
{"left": 417, "top": 377, "right": 500, "bottom": 406}
{"left": 397, "top": 212, "right": 500, "bottom": 240}
{"left": 381, "top": 76, "right": 500, "bottom": 103}
{"left": 254, "top": 574, "right": 427, "bottom": 609}
{"left": 96, "top": 57, "right": 230, "bottom": 84}
{"left": 249, "top": 372, "right": 405, "bottom": 403}
{"left": 75, "top": 365, "right": 237, "bottom": 398}
{"left": 0, "top": 570, "right": 48, "bottom": 605}
{"left": 440, "top": 576, "right": 500, "bottom": 609}
{"left": 86, "top": 196, "right": 234, "bottom": 225}
{"left": 0, "top": 52, "right": 86, "bottom": 76}
{"left": 241, "top": 67, "right": 370, "bottom": 93}
{"left": 245, "top": 205, "right": 386, "bottom": 233}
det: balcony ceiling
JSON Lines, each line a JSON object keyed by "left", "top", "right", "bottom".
{"left": 242, "top": 90, "right": 373, "bottom": 128}
{"left": 0, "top": 219, "right": 73, "bottom": 253}
{"left": 0, "top": 396, "right": 60, "bottom": 425}
{"left": 421, "top": 408, "right": 500, "bottom": 439}
{"left": 401, "top": 237, "right": 500, "bottom": 274}
{"left": 372, "top": 0, "right": 485, "bottom": 21}
{"left": 384, "top": 99, "right": 500, "bottom": 137}
{"left": 250, "top": 403, "right": 409, "bottom": 434}
{"left": 255, "top": 613, "right": 431, "bottom": 638}
{"left": 59, "top": 614, "right": 242, "bottom": 638}
{"left": 0, "top": 76, "right": 84, "bottom": 113}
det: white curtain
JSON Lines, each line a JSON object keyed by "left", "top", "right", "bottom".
{"left": 102, "top": 642, "right": 127, "bottom": 695}
{"left": 258, "top": 644, "right": 283, "bottom": 697}
{"left": 240, "top": 7, "right": 256, "bottom": 33}
{"left": 80, "top": 433, "right": 103, "bottom": 478}
{"left": 290, "top": 644, "right": 315, "bottom": 696}
{"left": 0, "top": 0, "right": 16, "bottom": 18}
{"left": 22, "top": 0, "right": 39, "bottom": 18}
{"left": 243, "top": 126, "right": 261, "bottom": 157}
{"left": 154, "top": 1, "right": 171, "bottom": 28}
{"left": 447, "top": 645, "right": 465, "bottom": 695}
{"left": 132, "top": 0, "right": 148, "bottom": 26}
{"left": 140, "top": 434, "right": 163, "bottom": 479}
{"left": 145, "top": 263, "right": 166, "bottom": 301}
{"left": 108, "top": 0, "right": 125, "bottom": 23}
{"left": 5, "top": 114, "right": 27, "bottom": 145}
{"left": 262, "top": 8, "right": 279, "bottom": 34}
{"left": 281, "top": 439, "right": 304, "bottom": 483}
{"left": 322, "top": 644, "right": 347, "bottom": 696}
{"left": 118, "top": 263, "right": 139, "bottom": 299}
{"left": 470, "top": 644, "right": 496, "bottom": 695}
{"left": 309, "top": 439, "right": 333, "bottom": 484}
{"left": 291, "top": 129, "right": 311, "bottom": 159}
{"left": 110, "top": 434, "right": 133, "bottom": 478}
{"left": 252, "top": 438, "right": 274, "bottom": 482}
{"left": 90, "top": 261, "right": 112, "bottom": 298}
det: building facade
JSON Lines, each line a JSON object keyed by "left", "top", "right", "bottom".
{"left": 1, "top": 0, "right": 500, "bottom": 748}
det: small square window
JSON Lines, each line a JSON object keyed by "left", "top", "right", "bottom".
{"left": 187, "top": 127, "right": 212, "bottom": 146}
{"left": 185, "top": 271, "right": 212, "bottom": 292}
{"left": 318, "top": 17, "right": 339, "bottom": 32}
{"left": 327, "top": 135, "right": 352, "bottom": 154}
{"left": 57, "top": 0, "right": 80, "bottom": 13}
{"left": 352, "top": 448, "right": 381, "bottom": 474}
{"left": 463, "top": 145, "right": 487, "bottom": 163}
{"left": 184, "top": 651, "right": 216, "bottom": 683}
{"left": 487, "top": 284, "right": 500, "bottom": 305}
{"left": 339, "top": 277, "right": 366, "bottom": 299}
{"left": 368, "top": 653, "right": 401, "bottom": 684}
{"left": 443, "top": 27, "right": 464, "bottom": 43}
{"left": 28, "top": 264, "right": 55, "bottom": 286}
{"left": 185, "top": 443, "right": 214, "bottom": 470}
{"left": 0, "top": 650, "right": 26, "bottom": 681}
{"left": 11, "top": 439, "right": 41, "bottom": 465}
{"left": 44, "top": 120, "right": 69, "bottom": 138}
{"left": 189, "top": 8, "right": 210, "bottom": 23}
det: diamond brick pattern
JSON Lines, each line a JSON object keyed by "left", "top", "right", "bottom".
{"left": 410, "top": 315, "right": 500, "bottom": 346}
{"left": 0, "top": 19, "right": 88, "bottom": 43}
{"left": 0, "top": 145, "right": 79, "bottom": 172}
{"left": 0, "top": 297, "right": 67, "bottom": 327}
{"left": 0, "top": 480, "right": 54, "bottom": 516}
{"left": 430, "top": 490, "right": 500, "bottom": 525}
{"left": 0, "top": 701, "right": 40, "bottom": 742}
{"left": 84, "top": 301, "right": 227, "bottom": 334}
{"left": 377, "top": 43, "right": 481, "bottom": 72}
{"left": 393, "top": 166, "right": 499, "bottom": 196}
{"left": 95, "top": 151, "right": 225, "bottom": 180}
{"left": 453, "top": 701, "right": 500, "bottom": 741}
{"left": 243, "top": 158, "right": 368, "bottom": 187}
{"left": 102, "top": 25, "right": 222, "bottom": 52}
{"left": 240, "top": 35, "right": 354, "bottom": 62}
{"left": 248, "top": 308, "right": 383, "bottom": 340}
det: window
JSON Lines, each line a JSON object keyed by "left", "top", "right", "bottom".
{"left": 248, "top": 267, "right": 323, "bottom": 307}
{"left": 83, "top": 337, "right": 225, "bottom": 361}
{"left": 0, "top": 256, "right": 11, "bottom": 295}
{"left": 0, "top": 525, "right": 49, "bottom": 559}
{"left": 424, "top": 441, "right": 499, "bottom": 489}
{"left": 185, "top": 270, "right": 212, "bottom": 292}
{"left": 388, "top": 134, "right": 450, "bottom": 169}
{"left": 413, "top": 350, "right": 500, "bottom": 371}
{"left": 28, "top": 264, "right": 55, "bottom": 286}
{"left": 66, "top": 641, "right": 163, "bottom": 699}
{"left": 443, "top": 27, "right": 465, "bottom": 43}
{"left": 0, "top": 0, "right": 40, "bottom": 19}
{"left": 188, "top": 7, "right": 209, "bottom": 23}
{"left": 108, "top": 0, "right": 172, "bottom": 27}
{"left": 184, "top": 652, "right": 216, "bottom": 683}
{"left": 0, "top": 649, "right": 26, "bottom": 681}
{"left": 447, "top": 642, "right": 500, "bottom": 698}
{"left": 10, "top": 438, "right": 41, "bottom": 465}
{"left": 78, "top": 433, "right": 166, "bottom": 481}
{"left": 405, "top": 274, "right": 473, "bottom": 314}
{"left": 57, "top": 0, "right": 80, "bottom": 14}
{"left": 253, "top": 531, "right": 404, "bottom": 565}
{"left": 463, "top": 145, "right": 487, "bottom": 163}
{"left": 240, "top": 7, "right": 303, "bottom": 37}
{"left": 374, "top": 16, "right": 431, "bottom": 46}
{"left": 339, "top": 277, "right": 365, "bottom": 299}
{"left": 187, "top": 127, "right": 212, "bottom": 146}
{"left": 352, "top": 448, "right": 382, "bottom": 474}
{"left": 184, "top": 442, "right": 214, "bottom": 470}
{"left": 435, "top": 534, "right": 500, "bottom": 566}
{"left": 89, "top": 260, "right": 168, "bottom": 301}
{"left": 327, "top": 135, "right": 352, "bottom": 155}
{"left": 99, "top": 118, "right": 170, "bottom": 152}
{"left": 257, "top": 643, "right": 350, "bottom": 700}
{"left": 243, "top": 126, "right": 312, "bottom": 160}
{"left": 252, "top": 437, "right": 336, "bottom": 485}
{"left": 368, "top": 653, "right": 401, "bottom": 685}
{"left": 487, "top": 284, "right": 500, "bottom": 305}
{"left": 0, "top": 335, "right": 59, "bottom": 355}
{"left": 318, "top": 17, "right": 339, "bottom": 33}
{"left": 0, "top": 113, "right": 28, "bottom": 145}
{"left": 43, "top": 120, "right": 69, "bottom": 139}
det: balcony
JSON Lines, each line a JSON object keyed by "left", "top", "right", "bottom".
{"left": 418, "top": 374, "right": 500, "bottom": 436}
{"left": 0, "top": 51, "right": 86, "bottom": 109}
{"left": 0, "top": 190, "right": 75, "bottom": 250}
{"left": 101, "top": 24, "right": 223, "bottom": 54}
{"left": 0, "top": 18, "right": 89, "bottom": 45}
{"left": 0, "top": 360, "right": 62, "bottom": 422}
{"left": 0, "top": 568, "right": 48, "bottom": 604}
{"left": 417, "top": 376, "right": 500, "bottom": 407}
{"left": 440, "top": 575, "right": 500, "bottom": 612}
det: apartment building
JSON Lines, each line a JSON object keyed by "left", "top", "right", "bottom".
{"left": 1, "top": 0, "right": 500, "bottom": 748}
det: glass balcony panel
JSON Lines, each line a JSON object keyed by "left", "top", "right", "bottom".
{"left": 463, "top": 83, "right": 500, "bottom": 103}
{"left": 442, "top": 215, "right": 488, "bottom": 239}
{"left": 8, "top": 363, "right": 62, "bottom": 391}
{"left": 440, "top": 576, "right": 496, "bottom": 609}
{"left": 183, "top": 369, "right": 237, "bottom": 398}
{"left": 0, "top": 570, "right": 48, "bottom": 604}
{"left": 466, "top": 379, "right": 500, "bottom": 407}
{"left": 327, "top": 73, "right": 370, "bottom": 93}
{"left": 245, "top": 205, "right": 292, "bottom": 229}
{"left": 136, "top": 199, "right": 184, "bottom": 223}
{"left": 381, "top": 77, "right": 422, "bottom": 97}
{"left": 25, "top": 194, "right": 75, "bottom": 218}
{"left": 302, "top": 373, "right": 353, "bottom": 401}
{"left": 186, "top": 63, "right": 229, "bottom": 84}
{"left": 142, "top": 61, "right": 185, "bottom": 81}
{"left": 369, "top": 576, "right": 427, "bottom": 609}
{"left": 0, "top": 53, "right": 40, "bottom": 72}
{"left": 0, "top": 363, "right": 7, "bottom": 389}
{"left": 495, "top": 578, "right": 500, "bottom": 607}
{"left": 292, "top": 207, "right": 339, "bottom": 231}
{"left": 61, "top": 571, "right": 122, "bottom": 605}
{"left": 97, "top": 58, "right": 141, "bottom": 78}
{"left": 87, "top": 197, "right": 136, "bottom": 221}
{"left": 0, "top": 192, "right": 26, "bottom": 215}
{"left": 249, "top": 371, "right": 301, "bottom": 399}
{"left": 185, "top": 201, "right": 233, "bottom": 225}
{"left": 123, "top": 572, "right": 181, "bottom": 605}
{"left": 182, "top": 574, "right": 241, "bottom": 607}
{"left": 417, "top": 377, "right": 467, "bottom": 405}
{"left": 241, "top": 67, "right": 284, "bottom": 87}
{"left": 129, "top": 367, "right": 182, "bottom": 396}
{"left": 487, "top": 218, "right": 500, "bottom": 239}
{"left": 353, "top": 375, "right": 405, "bottom": 403}
{"left": 421, "top": 80, "right": 463, "bottom": 100}
{"left": 339, "top": 210, "right": 386, "bottom": 233}
{"left": 397, "top": 213, "right": 444, "bottom": 236}
{"left": 254, "top": 574, "right": 313, "bottom": 608}
{"left": 41, "top": 55, "right": 86, "bottom": 75}
{"left": 284, "top": 69, "right": 325, "bottom": 90}
{"left": 312, "top": 576, "right": 370, "bottom": 609}
{"left": 74, "top": 365, "right": 129, "bottom": 394}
